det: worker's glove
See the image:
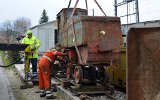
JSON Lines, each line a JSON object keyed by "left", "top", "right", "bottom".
{"left": 31, "top": 45, "right": 36, "bottom": 51}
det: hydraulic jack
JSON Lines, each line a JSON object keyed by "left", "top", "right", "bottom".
{"left": 20, "top": 45, "right": 34, "bottom": 89}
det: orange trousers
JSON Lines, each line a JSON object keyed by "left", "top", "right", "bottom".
{"left": 38, "top": 57, "right": 52, "bottom": 90}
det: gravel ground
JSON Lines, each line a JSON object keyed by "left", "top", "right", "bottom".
{"left": 4, "top": 66, "right": 126, "bottom": 100}
{"left": 87, "top": 89, "right": 126, "bottom": 100}
{"left": 113, "top": 90, "right": 126, "bottom": 100}
{"left": 5, "top": 66, "right": 62, "bottom": 100}
{"left": 0, "top": 51, "right": 62, "bottom": 100}
{"left": 1, "top": 51, "right": 126, "bottom": 100}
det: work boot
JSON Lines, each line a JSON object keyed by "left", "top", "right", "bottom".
{"left": 39, "top": 90, "right": 46, "bottom": 97}
{"left": 31, "top": 72, "right": 38, "bottom": 79}
{"left": 46, "top": 90, "right": 56, "bottom": 99}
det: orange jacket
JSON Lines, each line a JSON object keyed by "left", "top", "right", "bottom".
{"left": 43, "top": 49, "right": 64, "bottom": 63}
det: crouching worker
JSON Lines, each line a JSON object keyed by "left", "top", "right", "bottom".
{"left": 38, "top": 43, "right": 67, "bottom": 99}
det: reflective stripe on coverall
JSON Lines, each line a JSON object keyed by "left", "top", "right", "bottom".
{"left": 38, "top": 49, "right": 64, "bottom": 90}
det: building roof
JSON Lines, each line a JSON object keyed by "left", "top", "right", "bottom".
{"left": 30, "top": 20, "right": 57, "bottom": 29}
{"left": 57, "top": 8, "right": 87, "bottom": 17}
{"left": 122, "top": 20, "right": 160, "bottom": 26}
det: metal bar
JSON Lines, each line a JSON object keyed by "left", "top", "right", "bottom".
{"left": 91, "top": 9, "right": 94, "bottom": 16}
{"left": 116, "top": 0, "right": 136, "bottom": 6}
{"left": 70, "top": 0, "right": 79, "bottom": 18}
{"left": 85, "top": 0, "right": 88, "bottom": 15}
{"left": 69, "top": 0, "right": 84, "bottom": 65}
{"left": 114, "top": 0, "right": 117, "bottom": 16}
{"left": 117, "top": 1, "right": 127, "bottom": 6}
{"left": 67, "top": 0, "right": 72, "bottom": 8}
{"left": 119, "top": 13, "right": 136, "bottom": 18}
{"left": 93, "top": 0, "right": 107, "bottom": 16}
{"left": 127, "top": 2, "right": 129, "bottom": 25}
{"left": 135, "top": 0, "right": 139, "bottom": 23}
{"left": 66, "top": 0, "right": 72, "bottom": 24}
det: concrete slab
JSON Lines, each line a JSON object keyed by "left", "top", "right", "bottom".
{"left": 15, "top": 64, "right": 38, "bottom": 82}
{"left": 56, "top": 86, "right": 80, "bottom": 100}
{"left": 15, "top": 64, "right": 25, "bottom": 82}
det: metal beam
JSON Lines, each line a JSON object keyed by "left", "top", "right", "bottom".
{"left": 114, "top": 0, "right": 139, "bottom": 24}
{"left": 114, "top": 0, "right": 117, "bottom": 16}
{"left": 135, "top": 0, "right": 139, "bottom": 23}
{"left": 0, "top": 43, "right": 28, "bottom": 51}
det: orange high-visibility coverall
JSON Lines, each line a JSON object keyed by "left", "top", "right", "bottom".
{"left": 38, "top": 49, "right": 64, "bottom": 90}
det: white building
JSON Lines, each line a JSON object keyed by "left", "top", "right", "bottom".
{"left": 31, "top": 21, "right": 57, "bottom": 52}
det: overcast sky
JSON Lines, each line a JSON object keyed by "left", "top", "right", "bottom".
{"left": 0, "top": 0, "right": 160, "bottom": 26}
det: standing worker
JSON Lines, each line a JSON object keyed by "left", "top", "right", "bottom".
{"left": 22, "top": 30, "right": 41, "bottom": 76}
{"left": 38, "top": 43, "right": 67, "bottom": 99}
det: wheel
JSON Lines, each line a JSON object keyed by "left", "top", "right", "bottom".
{"left": 74, "top": 66, "right": 83, "bottom": 84}
{"left": 66, "top": 63, "right": 73, "bottom": 79}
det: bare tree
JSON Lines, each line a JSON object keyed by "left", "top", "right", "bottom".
{"left": 0, "top": 17, "right": 32, "bottom": 43}
{"left": 13, "top": 17, "right": 32, "bottom": 34}
{"left": 2, "top": 20, "right": 13, "bottom": 31}
{"left": 0, "top": 20, "right": 14, "bottom": 37}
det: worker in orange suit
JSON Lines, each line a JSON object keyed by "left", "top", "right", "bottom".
{"left": 38, "top": 43, "right": 67, "bottom": 99}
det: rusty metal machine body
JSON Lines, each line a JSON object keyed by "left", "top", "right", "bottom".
{"left": 57, "top": 8, "right": 122, "bottom": 64}
{"left": 56, "top": 8, "right": 122, "bottom": 85}
{"left": 127, "top": 27, "right": 160, "bottom": 100}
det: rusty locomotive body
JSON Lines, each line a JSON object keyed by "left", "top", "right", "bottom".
{"left": 56, "top": 8, "right": 123, "bottom": 86}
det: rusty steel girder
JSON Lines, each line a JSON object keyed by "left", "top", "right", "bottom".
{"left": 127, "top": 27, "right": 160, "bottom": 100}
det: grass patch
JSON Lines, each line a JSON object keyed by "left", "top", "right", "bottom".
{"left": 0, "top": 51, "right": 11, "bottom": 66}
{"left": 0, "top": 51, "right": 21, "bottom": 68}
{"left": 0, "top": 51, "right": 26, "bottom": 100}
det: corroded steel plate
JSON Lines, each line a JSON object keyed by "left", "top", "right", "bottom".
{"left": 127, "top": 27, "right": 160, "bottom": 100}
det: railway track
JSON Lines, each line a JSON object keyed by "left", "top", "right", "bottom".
{"left": 51, "top": 76, "right": 126, "bottom": 100}
{"left": 79, "top": 90, "right": 126, "bottom": 100}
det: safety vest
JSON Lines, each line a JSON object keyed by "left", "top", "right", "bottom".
{"left": 22, "top": 36, "right": 41, "bottom": 58}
